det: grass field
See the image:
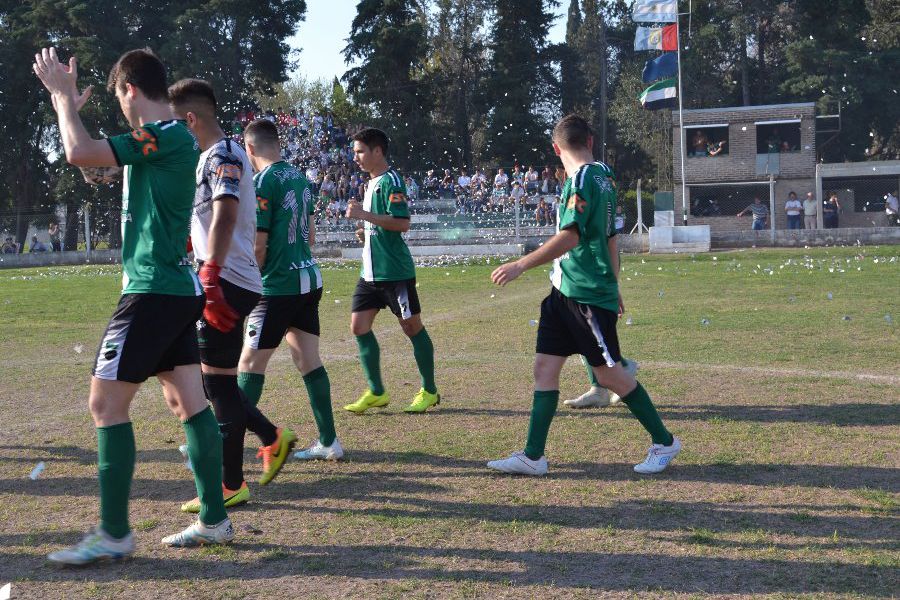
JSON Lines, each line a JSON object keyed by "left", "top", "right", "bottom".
{"left": 0, "top": 246, "right": 898, "bottom": 599}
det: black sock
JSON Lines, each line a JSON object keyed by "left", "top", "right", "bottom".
{"left": 241, "top": 386, "right": 278, "bottom": 447}
{"left": 202, "top": 374, "right": 247, "bottom": 490}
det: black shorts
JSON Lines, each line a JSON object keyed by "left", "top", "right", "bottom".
{"left": 197, "top": 278, "right": 261, "bottom": 368}
{"left": 351, "top": 278, "right": 420, "bottom": 320}
{"left": 535, "top": 287, "right": 622, "bottom": 368}
{"left": 245, "top": 287, "right": 323, "bottom": 350}
{"left": 93, "top": 293, "right": 205, "bottom": 384}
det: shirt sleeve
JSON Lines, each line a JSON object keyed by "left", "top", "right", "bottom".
{"left": 106, "top": 125, "right": 162, "bottom": 166}
{"left": 558, "top": 183, "right": 595, "bottom": 239}
{"left": 206, "top": 145, "right": 243, "bottom": 201}
{"left": 256, "top": 174, "right": 274, "bottom": 232}
{"left": 384, "top": 174, "right": 410, "bottom": 219}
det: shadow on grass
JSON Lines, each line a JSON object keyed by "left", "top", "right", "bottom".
{"left": 439, "top": 402, "right": 900, "bottom": 426}
{"left": 0, "top": 542, "right": 896, "bottom": 596}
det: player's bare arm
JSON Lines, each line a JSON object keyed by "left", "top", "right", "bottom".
{"left": 33, "top": 47, "right": 117, "bottom": 168}
{"left": 346, "top": 200, "right": 410, "bottom": 232}
{"left": 79, "top": 166, "right": 123, "bottom": 185}
{"left": 491, "top": 227, "right": 580, "bottom": 286}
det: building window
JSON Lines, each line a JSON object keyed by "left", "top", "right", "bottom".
{"left": 689, "top": 184, "right": 769, "bottom": 216}
{"left": 685, "top": 125, "right": 729, "bottom": 158}
{"left": 756, "top": 121, "right": 801, "bottom": 154}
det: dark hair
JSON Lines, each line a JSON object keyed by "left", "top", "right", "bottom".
{"left": 352, "top": 127, "right": 389, "bottom": 156}
{"left": 552, "top": 114, "right": 593, "bottom": 149}
{"left": 168, "top": 78, "right": 217, "bottom": 113}
{"left": 106, "top": 48, "right": 168, "bottom": 101}
{"left": 243, "top": 118, "right": 280, "bottom": 148}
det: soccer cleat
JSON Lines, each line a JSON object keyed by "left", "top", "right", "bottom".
{"left": 609, "top": 359, "right": 640, "bottom": 405}
{"left": 161, "top": 518, "right": 234, "bottom": 547}
{"left": 486, "top": 451, "right": 548, "bottom": 476}
{"left": 634, "top": 436, "right": 681, "bottom": 474}
{"left": 564, "top": 386, "right": 610, "bottom": 408}
{"left": 47, "top": 527, "right": 135, "bottom": 566}
{"left": 257, "top": 427, "right": 297, "bottom": 485}
{"left": 180, "top": 482, "right": 250, "bottom": 513}
{"left": 294, "top": 437, "right": 344, "bottom": 460}
{"left": 404, "top": 388, "right": 440, "bottom": 413}
{"left": 343, "top": 390, "right": 390, "bottom": 414}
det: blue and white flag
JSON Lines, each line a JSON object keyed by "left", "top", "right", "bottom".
{"left": 642, "top": 52, "right": 678, "bottom": 83}
{"left": 633, "top": 0, "right": 678, "bottom": 23}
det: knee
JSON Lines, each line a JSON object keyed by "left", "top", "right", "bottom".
{"left": 351, "top": 323, "right": 369, "bottom": 337}
{"left": 89, "top": 393, "right": 128, "bottom": 426}
{"left": 400, "top": 319, "right": 420, "bottom": 337}
{"left": 533, "top": 360, "right": 559, "bottom": 389}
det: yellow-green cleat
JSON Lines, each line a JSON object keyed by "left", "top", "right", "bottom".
{"left": 344, "top": 390, "right": 390, "bottom": 414}
{"left": 404, "top": 388, "right": 440, "bottom": 413}
{"left": 181, "top": 482, "right": 250, "bottom": 514}
{"left": 257, "top": 427, "right": 297, "bottom": 485}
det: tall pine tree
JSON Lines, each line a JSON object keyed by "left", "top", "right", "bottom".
{"left": 560, "top": 0, "right": 583, "bottom": 114}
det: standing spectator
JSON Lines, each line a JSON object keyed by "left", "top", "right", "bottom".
{"left": 423, "top": 169, "right": 438, "bottom": 198}
{"left": 614, "top": 205, "right": 625, "bottom": 234}
{"left": 803, "top": 191, "right": 818, "bottom": 230}
{"left": 1, "top": 236, "right": 17, "bottom": 254}
{"left": 823, "top": 193, "right": 841, "bottom": 229}
{"left": 884, "top": 191, "right": 899, "bottom": 227}
{"left": 535, "top": 198, "right": 551, "bottom": 226}
{"left": 48, "top": 221, "right": 61, "bottom": 251}
{"left": 405, "top": 175, "right": 419, "bottom": 203}
{"left": 29, "top": 235, "right": 48, "bottom": 252}
{"left": 510, "top": 181, "right": 525, "bottom": 211}
{"left": 554, "top": 165, "right": 566, "bottom": 193}
{"left": 511, "top": 164, "right": 524, "bottom": 186}
{"left": 784, "top": 191, "right": 802, "bottom": 230}
{"left": 737, "top": 196, "right": 770, "bottom": 230}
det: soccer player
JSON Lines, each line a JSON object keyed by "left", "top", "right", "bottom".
{"left": 237, "top": 118, "right": 343, "bottom": 460}
{"left": 35, "top": 47, "right": 233, "bottom": 565}
{"left": 487, "top": 114, "right": 681, "bottom": 476}
{"left": 342, "top": 128, "right": 440, "bottom": 414}
{"left": 168, "top": 80, "right": 296, "bottom": 513}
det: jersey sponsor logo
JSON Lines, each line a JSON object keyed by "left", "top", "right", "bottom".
{"left": 567, "top": 194, "right": 587, "bottom": 213}
{"left": 257, "top": 196, "right": 269, "bottom": 211}
{"left": 593, "top": 175, "right": 614, "bottom": 193}
{"left": 215, "top": 163, "right": 242, "bottom": 181}
{"left": 389, "top": 192, "right": 406, "bottom": 204}
{"left": 130, "top": 128, "right": 158, "bottom": 155}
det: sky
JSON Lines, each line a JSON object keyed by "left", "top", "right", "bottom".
{"left": 288, "top": 1, "right": 569, "bottom": 82}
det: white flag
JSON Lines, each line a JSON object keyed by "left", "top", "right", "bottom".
{"left": 633, "top": 0, "right": 678, "bottom": 23}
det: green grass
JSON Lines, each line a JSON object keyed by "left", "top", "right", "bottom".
{"left": 0, "top": 246, "right": 898, "bottom": 599}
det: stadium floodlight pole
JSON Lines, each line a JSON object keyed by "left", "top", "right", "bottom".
{"left": 676, "top": 11, "right": 688, "bottom": 226}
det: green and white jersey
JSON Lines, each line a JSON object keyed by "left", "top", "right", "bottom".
{"left": 550, "top": 161, "right": 619, "bottom": 312}
{"left": 254, "top": 161, "right": 321, "bottom": 296}
{"left": 361, "top": 168, "right": 414, "bottom": 282}
{"left": 106, "top": 120, "right": 201, "bottom": 296}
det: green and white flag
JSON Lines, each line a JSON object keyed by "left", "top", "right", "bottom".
{"left": 639, "top": 78, "right": 677, "bottom": 110}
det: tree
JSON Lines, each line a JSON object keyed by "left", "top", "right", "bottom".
{"left": 343, "top": 0, "right": 431, "bottom": 169}
{"left": 481, "top": 0, "right": 558, "bottom": 166}
{"left": 560, "top": 0, "right": 583, "bottom": 114}
{"left": 578, "top": 0, "right": 608, "bottom": 159}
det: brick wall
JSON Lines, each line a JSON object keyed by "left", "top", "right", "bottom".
{"left": 673, "top": 104, "right": 816, "bottom": 183}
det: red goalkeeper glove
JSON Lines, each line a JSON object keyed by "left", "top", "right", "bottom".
{"left": 198, "top": 261, "right": 239, "bottom": 332}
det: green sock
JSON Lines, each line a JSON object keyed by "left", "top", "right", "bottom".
{"left": 182, "top": 407, "right": 227, "bottom": 525}
{"left": 238, "top": 371, "right": 265, "bottom": 407}
{"left": 303, "top": 366, "right": 336, "bottom": 446}
{"left": 409, "top": 327, "right": 437, "bottom": 394}
{"left": 97, "top": 422, "right": 135, "bottom": 539}
{"left": 582, "top": 356, "right": 599, "bottom": 387}
{"left": 524, "top": 390, "right": 559, "bottom": 460}
{"left": 356, "top": 331, "right": 384, "bottom": 395}
{"left": 621, "top": 383, "right": 674, "bottom": 446}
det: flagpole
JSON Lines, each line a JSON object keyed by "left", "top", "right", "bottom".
{"left": 675, "top": 13, "right": 687, "bottom": 226}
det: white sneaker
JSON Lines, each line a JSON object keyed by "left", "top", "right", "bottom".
{"left": 563, "top": 386, "right": 610, "bottom": 408}
{"left": 633, "top": 436, "right": 681, "bottom": 474}
{"left": 487, "top": 451, "right": 548, "bottom": 476}
{"left": 609, "top": 359, "right": 640, "bottom": 405}
{"left": 294, "top": 437, "right": 344, "bottom": 460}
{"left": 47, "top": 526, "right": 135, "bottom": 565}
{"left": 161, "top": 518, "right": 234, "bottom": 547}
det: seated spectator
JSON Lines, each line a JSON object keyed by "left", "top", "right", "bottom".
{"left": 457, "top": 169, "right": 471, "bottom": 194}
{"left": 29, "top": 235, "right": 48, "bottom": 252}
{"left": 494, "top": 168, "right": 509, "bottom": 194}
{"left": 2, "top": 236, "right": 17, "bottom": 254}
{"left": 535, "top": 198, "right": 552, "bottom": 226}
{"left": 885, "top": 191, "right": 899, "bottom": 227}
{"left": 525, "top": 165, "right": 539, "bottom": 195}
{"left": 405, "top": 175, "right": 419, "bottom": 203}
{"left": 707, "top": 140, "right": 727, "bottom": 156}
{"left": 319, "top": 174, "right": 336, "bottom": 202}
{"left": 510, "top": 181, "right": 525, "bottom": 209}
{"left": 423, "top": 169, "right": 439, "bottom": 198}
{"left": 439, "top": 169, "right": 454, "bottom": 198}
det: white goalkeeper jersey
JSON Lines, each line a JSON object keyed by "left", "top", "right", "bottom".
{"left": 191, "top": 138, "right": 262, "bottom": 294}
